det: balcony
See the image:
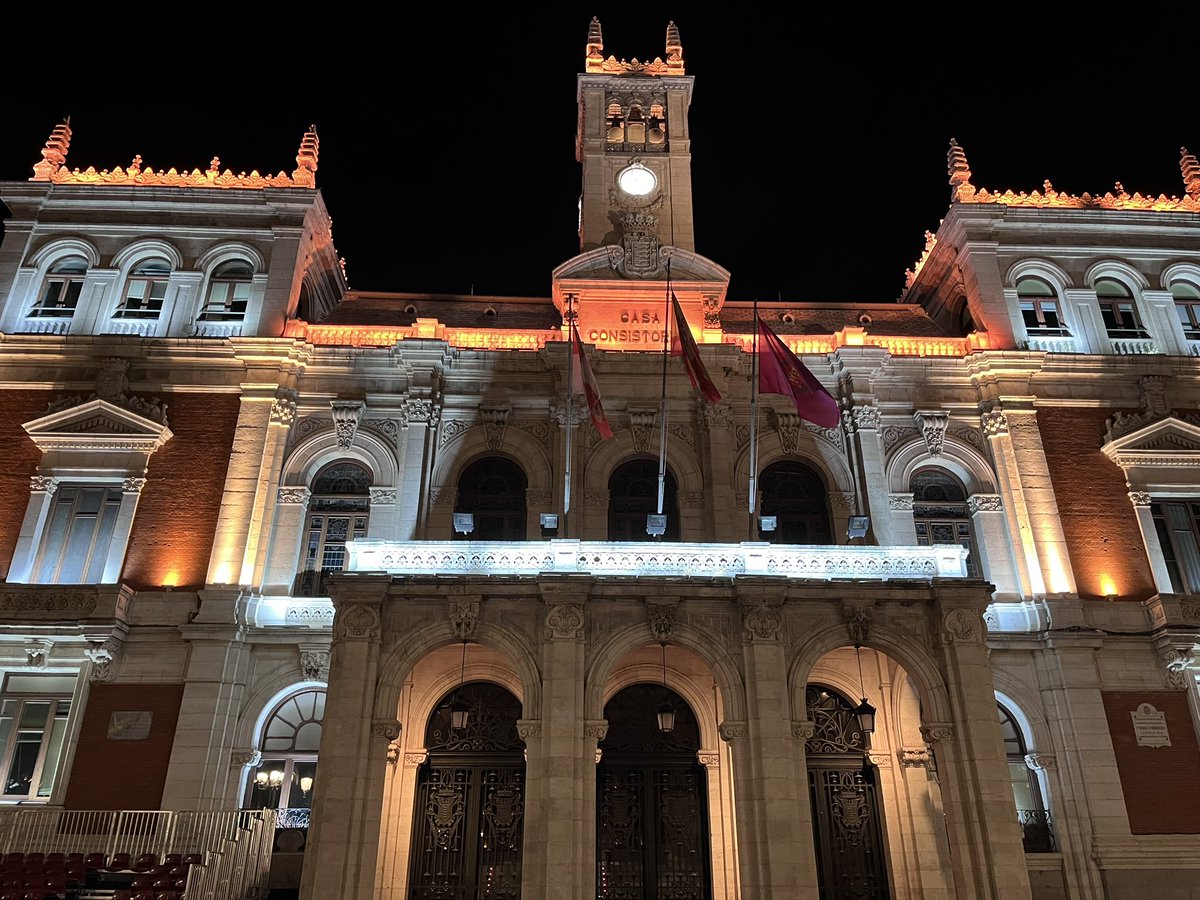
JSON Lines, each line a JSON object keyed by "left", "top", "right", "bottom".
{"left": 344, "top": 540, "right": 970, "bottom": 580}
{"left": 1018, "top": 808, "right": 1056, "bottom": 853}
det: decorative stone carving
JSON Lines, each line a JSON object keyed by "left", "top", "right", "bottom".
{"left": 121, "top": 477, "right": 146, "bottom": 493}
{"left": 899, "top": 747, "right": 932, "bottom": 768}
{"left": 982, "top": 409, "right": 1009, "bottom": 436}
{"left": 830, "top": 492, "right": 855, "bottom": 510}
{"left": 429, "top": 486, "right": 454, "bottom": 507}
{"left": 867, "top": 752, "right": 893, "bottom": 768}
{"left": 703, "top": 404, "right": 733, "bottom": 429}
{"left": 516, "top": 719, "right": 542, "bottom": 741}
{"left": 440, "top": 419, "right": 470, "bottom": 446}
{"left": 967, "top": 494, "right": 1003, "bottom": 514}
{"left": 284, "top": 604, "right": 334, "bottom": 625}
{"left": 888, "top": 493, "right": 914, "bottom": 511}
{"left": 230, "top": 749, "right": 262, "bottom": 769}
{"left": 697, "top": 751, "right": 720, "bottom": 768}
{"left": 1182, "top": 602, "right": 1200, "bottom": 623}
{"left": 25, "top": 640, "right": 52, "bottom": 669}
{"left": 682, "top": 491, "right": 705, "bottom": 508}
{"left": 29, "top": 475, "right": 58, "bottom": 493}
{"left": 629, "top": 410, "right": 656, "bottom": 454}
{"left": 0, "top": 589, "right": 97, "bottom": 618}
{"left": 1024, "top": 753, "right": 1057, "bottom": 771}
{"left": 881, "top": 425, "right": 918, "bottom": 454}
{"left": 583, "top": 490, "right": 607, "bottom": 508}
{"left": 369, "top": 488, "right": 397, "bottom": 505}
{"left": 448, "top": 597, "right": 481, "bottom": 640}
{"left": 852, "top": 405, "right": 881, "bottom": 431}
{"left": 370, "top": 719, "right": 402, "bottom": 741}
{"left": 702, "top": 294, "right": 721, "bottom": 328}
{"left": 404, "top": 751, "right": 428, "bottom": 766}
{"left": 845, "top": 606, "right": 871, "bottom": 647}
{"left": 735, "top": 492, "right": 749, "bottom": 510}
{"left": 515, "top": 421, "right": 551, "bottom": 450}
{"left": 270, "top": 396, "right": 297, "bottom": 426}
{"left": 403, "top": 398, "right": 437, "bottom": 424}
{"left": 646, "top": 599, "right": 678, "bottom": 642}
{"left": 364, "top": 418, "right": 400, "bottom": 440}
{"left": 526, "top": 489, "right": 552, "bottom": 506}
{"left": 920, "top": 723, "right": 954, "bottom": 744}
{"left": 84, "top": 643, "right": 117, "bottom": 682}
{"left": 584, "top": 720, "right": 609, "bottom": 742}
{"left": 1158, "top": 646, "right": 1193, "bottom": 690}
{"left": 718, "top": 721, "right": 749, "bottom": 742}
{"left": 278, "top": 486, "right": 311, "bottom": 504}
{"left": 545, "top": 603, "right": 584, "bottom": 641}
{"left": 941, "top": 607, "right": 982, "bottom": 644}
{"left": 792, "top": 720, "right": 817, "bottom": 741}
{"left": 769, "top": 410, "right": 801, "bottom": 454}
{"left": 914, "top": 410, "right": 949, "bottom": 456}
{"left": 481, "top": 406, "right": 510, "bottom": 450}
{"left": 298, "top": 648, "right": 329, "bottom": 681}
{"left": 741, "top": 603, "right": 782, "bottom": 642}
{"left": 1127, "top": 490, "right": 1152, "bottom": 507}
{"left": 330, "top": 400, "right": 365, "bottom": 449}
{"left": 983, "top": 608, "right": 999, "bottom": 631}
{"left": 333, "top": 603, "right": 381, "bottom": 641}
{"left": 386, "top": 742, "right": 400, "bottom": 766}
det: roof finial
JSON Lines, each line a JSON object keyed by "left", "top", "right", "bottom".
{"left": 586, "top": 17, "right": 604, "bottom": 72}
{"left": 32, "top": 118, "right": 72, "bottom": 182}
{"left": 666, "top": 21, "right": 684, "bottom": 74}
{"left": 292, "top": 125, "right": 319, "bottom": 188}
{"left": 1182, "top": 147, "right": 1200, "bottom": 200}
{"left": 947, "top": 138, "right": 975, "bottom": 203}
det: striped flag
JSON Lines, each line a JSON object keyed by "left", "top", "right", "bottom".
{"left": 571, "top": 322, "right": 614, "bottom": 440}
{"left": 670, "top": 293, "right": 722, "bottom": 403}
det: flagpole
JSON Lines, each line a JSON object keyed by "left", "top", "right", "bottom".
{"left": 748, "top": 298, "right": 760, "bottom": 535}
{"left": 656, "top": 260, "right": 671, "bottom": 518}
{"left": 563, "top": 292, "right": 576, "bottom": 530}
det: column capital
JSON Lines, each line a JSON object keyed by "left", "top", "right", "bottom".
{"left": 230, "top": 748, "right": 262, "bottom": 769}
{"left": 718, "top": 720, "right": 749, "bottom": 743}
{"left": 29, "top": 475, "right": 58, "bottom": 494}
{"left": 370, "top": 718, "right": 401, "bottom": 741}
{"left": 1024, "top": 752, "right": 1057, "bottom": 771}
{"left": 920, "top": 722, "right": 954, "bottom": 744}
{"left": 584, "top": 719, "right": 608, "bottom": 743}
{"left": 697, "top": 750, "right": 721, "bottom": 769}
{"left": 791, "top": 720, "right": 816, "bottom": 741}
{"left": 516, "top": 719, "right": 542, "bottom": 741}
{"left": 967, "top": 493, "right": 1002, "bottom": 514}
{"left": 898, "top": 747, "right": 932, "bottom": 768}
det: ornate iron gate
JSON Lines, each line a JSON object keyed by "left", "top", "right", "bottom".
{"left": 409, "top": 683, "right": 525, "bottom": 900}
{"left": 805, "top": 685, "right": 889, "bottom": 900}
{"left": 596, "top": 684, "right": 711, "bottom": 900}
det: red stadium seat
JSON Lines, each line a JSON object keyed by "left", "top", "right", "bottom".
{"left": 83, "top": 854, "right": 105, "bottom": 870}
{"left": 133, "top": 854, "right": 157, "bottom": 872}
{"left": 182, "top": 854, "right": 201, "bottom": 866}
{"left": 107, "top": 853, "right": 131, "bottom": 871}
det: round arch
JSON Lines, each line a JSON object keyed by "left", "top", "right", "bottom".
{"left": 1084, "top": 259, "right": 1152, "bottom": 292}
{"left": 404, "top": 654, "right": 527, "bottom": 752}
{"left": 1003, "top": 258, "right": 1074, "bottom": 292}
{"left": 110, "top": 238, "right": 184, "bottom": 273}
{"left": 886, "top": 435, "right": 998, "bottom": 495}
{"left": 1162, "top": 262, "right": 1200, "bottom": 293}
{"left": 27, "top": 237, "right": 101, "bottom": 271}
{"left": 232, "top": 678, "right": 327, "bottom": 803}
{"left": 282, "top": 428, "right": 399, "bottom": 490}
{"left": 733, "top": 435, "right": 855, "bottom": 500}
{"left": 195, "top": 241, "right": 266, "bottom": 275}
{"left": 582, "top": 431, "right": 704, "bottom": 497}
{"left": 600, "top": 654, "right": 723, "bottom": 751}
{"left": 431, "top": 442, "right": 549, "bottom": 496}
{"left": 991, "top": 671, "right": 1053, "bottom": 752}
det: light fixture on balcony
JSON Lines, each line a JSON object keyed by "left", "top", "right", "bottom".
{"left": 655, "top": 642, "right": 675, "bottom": 734}
{"left": 848, "top": 515, "right": 870, "bottom": 540}
{"left": 449, "top": 640, "right": 470, "bottom": 731}
{"left": 299, "top": 776, "right": 314, "bottom": 796}
{"left": 646, "top": 514, "right": 667, "bottom": 538}
{"left": 453, "top": 512, "right": 475, "bottom": 535}
{"left": 540, "top": 513, "right": 559, "bottom": 537}
{"left": 759, "top": 515, "right": 777, "bottom": 535}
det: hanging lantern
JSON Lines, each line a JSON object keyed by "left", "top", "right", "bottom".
{"left": 854, "top": 697, "right": 876, "bottom": 734}
{"left": 656, "top": 698, "right": 676, "bottom": 734}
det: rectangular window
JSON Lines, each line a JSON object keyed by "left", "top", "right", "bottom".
{"left": 1099, "top": 300, "right": 1148, "bottom": 338}
{"left": 915, "top": 518, "right": 977, "bottom": 576}
{"left": 114, "top": 278, "right": 168, "bottom": 319}
{"left": 33, "top": 486, "right": 123, "bottom": 584}
{"left": 1020, "top": 299, "right": 1066, "bottom": 334}
{"left": 30, "top": 278, "right": 84, "bottom": 318}
{"left": 198, "top": 281, "right": 251, "bottom": 322}
{"left": 0, "top": 675, "right": 75, "bottom": 802}
{"left": 1152, "top": 501, "right": 1200, "bottom": 594}
{"left": 1177, "top": 301, "right": 1200, "bottom": 340}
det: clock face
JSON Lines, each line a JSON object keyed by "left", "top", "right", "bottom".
{"left": 617, "top": 163, "right": 656, "bottom": 197}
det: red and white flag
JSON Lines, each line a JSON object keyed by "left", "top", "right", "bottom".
{"left": 571, "top": 322, "right": 614, "bottom": 440}
{"left": 757, "top": 316, "right": 840, "bottom": 428}
{"left": 670, "top": 293, "right": 722, "bottom": 403}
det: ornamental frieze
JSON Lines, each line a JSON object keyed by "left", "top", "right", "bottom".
{"left": 333, "top": 603, "right": 381, "bottom": 641}
{"left": 741, "top": 603, "right": 782, "bottom": 642}
{"left": 0, "top": 589, "right": 97, "bottom": 618}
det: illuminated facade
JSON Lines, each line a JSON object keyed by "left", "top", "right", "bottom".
{"left": 1, "top": 18, "right": 1200, "bottom": 900}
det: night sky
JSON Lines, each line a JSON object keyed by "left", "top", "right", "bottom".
{"left": 1, "top": 11, "right": 1194, "bottom": 304}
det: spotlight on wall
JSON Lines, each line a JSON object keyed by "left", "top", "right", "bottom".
{"left": 453, "top": 512, "right": 475, "bottom": 535}
{"left": 759, "top": 515, "right": 777, "bottom": 535}
{"left": 847, "top": 515, "right": 870, "bottom": 540}
{"left": 540, "top": 513, "right": 559, "bottom": 537}
{"left": 646, "top": 514, "right": 667, "bottom": 537}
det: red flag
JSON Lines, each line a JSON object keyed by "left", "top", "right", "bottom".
{"left": 570, "top": 322, "right": 614, "bottom": 440}
{"left": 670, "top": 292, "right": 722, "bottom": 403}
{"left": 757, "top": 316, "right": 840, "bottom": 428}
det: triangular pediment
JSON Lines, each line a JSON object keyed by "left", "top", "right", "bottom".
{"left": 1102, "top": 416, "right": 1200, "bottom": 465}
{"left": 23, "top": 398, "right": 173, "bottom": 451}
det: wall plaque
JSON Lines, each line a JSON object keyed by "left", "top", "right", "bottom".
{"left": 108, "top": 711, "right": 153, "bottom": 740}
{"left": 1131, "top": 703, "right": 1171, "bottom": 748}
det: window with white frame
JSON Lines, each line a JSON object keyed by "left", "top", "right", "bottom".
{"left": 1151, "top": 500, "right": 1200, "bottom": 594}
{"left": 0, "top": 674, "right": 76, "bottom": 802}
{"left": 1095, "top": 277, "right": 1148, "bottom": 339}
{"left": 296, "top": 463, "right": 371, "bottom": 597}
{"left": 1017, "top": 277, "right": 1067, "bottom": 334}
{"left": 114, "top": 259, "right": 170, "bottom": 320}
{"left": 1173, "top": 282, "right": 1200, "bottom": 340}
{"left": 998, "top": 702, "right": 1054, "bottom": 852}
{"left": 247, "top": 689, "right": 324, "bottom": 821}
{"left": 912, "top": 468, "right": 977, "bottom": 576}
{"left": 197, "top": 260, "right": 253, "bottom": 322}
{"left": 32, "top": 485, "right": 124, "bottom": 584}
{"left": 29, "top": 257, "right": 88, "bottom": 318}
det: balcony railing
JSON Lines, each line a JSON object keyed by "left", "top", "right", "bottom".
{"left": 1018, "top": 808, "right": 1056, "bottom": 853}
{"left": 345, "top": 540, "right": 970, "bottom": 580}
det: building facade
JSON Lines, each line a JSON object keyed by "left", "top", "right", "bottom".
{"left": 1, "top": 18, "right": 1200, "bottom": 900}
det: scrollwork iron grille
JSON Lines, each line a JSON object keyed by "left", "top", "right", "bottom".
{"left": 599, "top": 684, "right": 700, "bottom": 757}
{"left": 426, "top": 682, "right": 525, "bottom": 754}
{"left": 1018, "top": 809, "right": 1056, "bottom": 853}
{"left": 808, "top": 763, "right": 889, "bottom": 900}
{"left": 805, "top": 685, "right": 867, "bottom": 756}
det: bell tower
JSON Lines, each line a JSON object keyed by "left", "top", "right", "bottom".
{"left": 576, "top": 18, "right": 696, "bottom": 266}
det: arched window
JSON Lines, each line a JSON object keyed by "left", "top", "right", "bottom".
{"left": 1095, "top": 277, "right": 1147, "bottom": 338}
{"left": 247, "top": 688, "right": 325, "bottom": 821}
{"left": 30, "top": 257, "right": 88, "bottom": 318}
{"left": 455, "top": 457, "right": 528, "bottom": 541}
{"left": 759, "top": 461, "right": 831, "bottom": 544}
{"left": 998, "top": 702, "right": 1054, "bottom": 852}
{"left": 1017, "top": 277, "right": 1067, "bottom": 334}
{"left": 607, "top": 458, "right": 679, "bottom": 541}
{"left": 912, "top": 468, "right": 976, "bottom": 576}
{"left": 1172, "top": 281, "right": 1200, "bottom": 340}
{"left": 114, "top": 259, "right": 171, "bottom": 320}
{"left": 296, "top": 462, "right": 371, "bottom": 597}
{"left": 198, "top": 260, "right": 253, "bottom": 322}
{"left": 955, "top": 296, "right": 976, "bottom": 335}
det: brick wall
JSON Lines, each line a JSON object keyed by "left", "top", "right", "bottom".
{"left": 121, "top": 393, "right": 240, "bottom": 590}
{"left": 63, "top": 683, "right": 184, "bottom": 810}
{"left": 1037, "top": 408, "right": 1155, "bottom": 601}
{"left": 1102, "top": 690, "right": 1200, "bottom": 833}
{"left": 0, "top": 391, "right": 57, "bottom": 579}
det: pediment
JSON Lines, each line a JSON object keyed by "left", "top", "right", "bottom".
{"left": 23, "top": 398, "right": 173, "bottom": 452}
{"left": 1102, "top": 416, "right": 1200, "bottom": 466}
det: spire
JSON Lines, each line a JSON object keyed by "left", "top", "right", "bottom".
{"left": 1182, "top": 146, "right": 1200, "bottom": 200}
{"left": 666, "top": 21, "right": 685, "bottom": 74}
{"left": 947, "top": 138, "right": 975, "bottom": 203}
{"left": 586, "top": 17, "right": 604, "bottom": 73}
{"left": 292, "top": 125, "right": 319, "bottom": 188}
{"left": 32, "top": 118, "right": 72, "bottom": 182}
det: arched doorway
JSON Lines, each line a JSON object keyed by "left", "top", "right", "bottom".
{"left": 607, "top": 458, "right": 680, "bottom": 541}
{"left": 759, "top": 460, "right": 832, "bottom": 544}
{"left": 407, "top": 682, "right": 526, "bottom": 899}
{"left": 805, "top": 684, "right": 889, "bottom": 900}
{"left": 455, "top": 456, "right": 528, "bottom": 541}
{"left": 596, "top": 683, "right": 711, "bottom": 899}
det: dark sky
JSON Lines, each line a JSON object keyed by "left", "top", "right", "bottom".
{"left": 2, "top": 11, "right": 1195, "bottom": 304}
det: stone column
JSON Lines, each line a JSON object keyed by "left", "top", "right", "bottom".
{"left": 733, "top": 580, "right": 815, "bottom": 898}
{"left": 262, "top": 487, "right": 310, "bottom": 594}
{"left": 701, "top": 403, "right": 740, "bottom": 542}
{"left": 887, "top": 493, "right": 918, "bottom": 546}
{"left": 8, "top": 476, "right": 59, "bottom": 583}
{"left": 847, "top": 405, "right": 894, "bottom": 544}
{"left": 300, "top": 575, "right": 390, "bottom": 900}
{"left": 896, "top": 747, "right": 955, "bottom": 900}
{"left": 522, "top": 576, "right": 592, "bottom": 897}
{"left": 1126, "top": 489, "right": 1174, "bottom": 593}
{"left": 967, "top": 493, "right": 1020, "bottom": 599}
{"left": 931, "top": 590, "right": 1032, "bottom": 899}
